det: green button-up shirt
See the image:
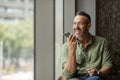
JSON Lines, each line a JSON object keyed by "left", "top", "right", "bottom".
{"left": 61, "top": 35, "right": 112, "bottom": 78}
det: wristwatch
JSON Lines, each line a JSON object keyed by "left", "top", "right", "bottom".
{"left": 97, "top": 71, "right": 102, "bottom": 76}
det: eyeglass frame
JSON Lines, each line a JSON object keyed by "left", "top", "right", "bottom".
{"left": 72, "top": 21, "right": 89, "bottom": 26}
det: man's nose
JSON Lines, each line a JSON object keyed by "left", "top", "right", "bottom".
{"left": 74, "top": 24, "right": 80, "bottom": 29}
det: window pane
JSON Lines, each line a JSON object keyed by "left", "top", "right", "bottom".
{"left": 0, "top": 0, "right": 34, "bottom": 80}
{"left": 55, "top": 0, "right": 63, "bottom": 79}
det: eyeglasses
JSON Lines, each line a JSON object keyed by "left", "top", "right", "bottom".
{"left": 72, "top": 22, "right": 88, "bottom": 26}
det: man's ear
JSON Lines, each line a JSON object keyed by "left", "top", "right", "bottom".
{"left": 87, "top": 23, "right": 91, "bottom": 30}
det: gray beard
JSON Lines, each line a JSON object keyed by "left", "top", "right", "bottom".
{"left": 75, "top": 33, "right": 87, "bottom": 42}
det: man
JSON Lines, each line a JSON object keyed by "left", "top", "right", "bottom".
{"left": 61, "top": 11, "right": 112, "bottom": 80}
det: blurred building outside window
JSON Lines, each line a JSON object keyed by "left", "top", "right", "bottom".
{"left": 0, "top": 0, "right": 34, "bottom": 80}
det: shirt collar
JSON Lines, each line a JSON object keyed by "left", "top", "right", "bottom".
{"left": 77, "top": 34, "right": 93, "bottom": 48}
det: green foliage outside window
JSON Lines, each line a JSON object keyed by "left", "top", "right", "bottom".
{"left": 0, "top": 18, "right": 33, "bottom": 66}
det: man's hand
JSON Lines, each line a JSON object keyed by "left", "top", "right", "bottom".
{"left": 87, "top": 68, "right": 98, "bottom": 76}
{"left": 67, "top": 34, "right": 77, "bottom": 54}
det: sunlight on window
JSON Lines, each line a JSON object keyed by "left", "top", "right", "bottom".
{"left": 0, "top": 0, "right": 34, "bottom": 80}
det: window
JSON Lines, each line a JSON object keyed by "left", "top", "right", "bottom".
{"left": 0, "top": 7, "right": 5, "bottom": 13}
{"left": 0, "top": 0, "right": 34, "bottom": 80}
{"left": 8, "top": 0, "right": 16, "bottom": 2}
{"left": 28, "top": 8, "right": 33, "bottom": 15}
{"left": 29, "top": 0, "right": 33, "bottom": 2}
{"left": 6, "top": 7, "right": 24, "bottom": 14}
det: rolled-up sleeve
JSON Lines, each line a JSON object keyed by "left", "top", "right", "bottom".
{"left": 102, "top": 39, "right": 112, "bottom": 68}
{"left": 63, "top": 69, "right": 76, "bottom": 78}
{"left": 61, "top": 42, "right": 76, "bottom": 78}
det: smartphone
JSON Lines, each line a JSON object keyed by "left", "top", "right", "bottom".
{"left": 64, "top": 32, "right": 70, "bottom": 37}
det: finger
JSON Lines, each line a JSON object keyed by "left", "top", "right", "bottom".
{"left": 90, "top": 70, "right": 98, "bottom": 76}
{"left": 68, "top": 33, "right": 73, "bottom": 41}
{"left": 88, "top": 71, "right": 94, "bottom": 76}
{"left": 88, "top": 71, "right": 95, "bottom": 76}
{"left": 68, "top": 34, "right": 76, "bottom": 43}
{"left": 87, "top": 68, "right": 96, "bottom": 74}
{"left": 87, "top": 68, "right": 92, "bottom": 71}
{"left": 71, "top": 35, "right": 76, "bottom": 42}
{"left": 91, "top": 69, "right": 96, "bottom": 72}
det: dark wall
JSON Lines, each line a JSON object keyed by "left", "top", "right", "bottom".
{"left": 96, "top": 0, "right": 120, "bottom": 79}
{"left": 96, "top": 0, "right": 120, "bottom": 51}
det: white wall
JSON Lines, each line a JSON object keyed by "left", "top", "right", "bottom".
{"left": 36, "top": 0, "right": 54, "bottom": 80}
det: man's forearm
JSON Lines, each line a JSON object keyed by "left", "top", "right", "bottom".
{"left": 99, "top": 66, "right": 111, "bottom": 76}
{"left": 64, "top": 51, "right": 76, "bottom": 73}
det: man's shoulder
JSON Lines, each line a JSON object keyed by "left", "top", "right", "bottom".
{"left": 96, "top": 36, "right": 106, "bottom": 40}
{"left": 93, "top": 35, "right": 107, "bottom": 41}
